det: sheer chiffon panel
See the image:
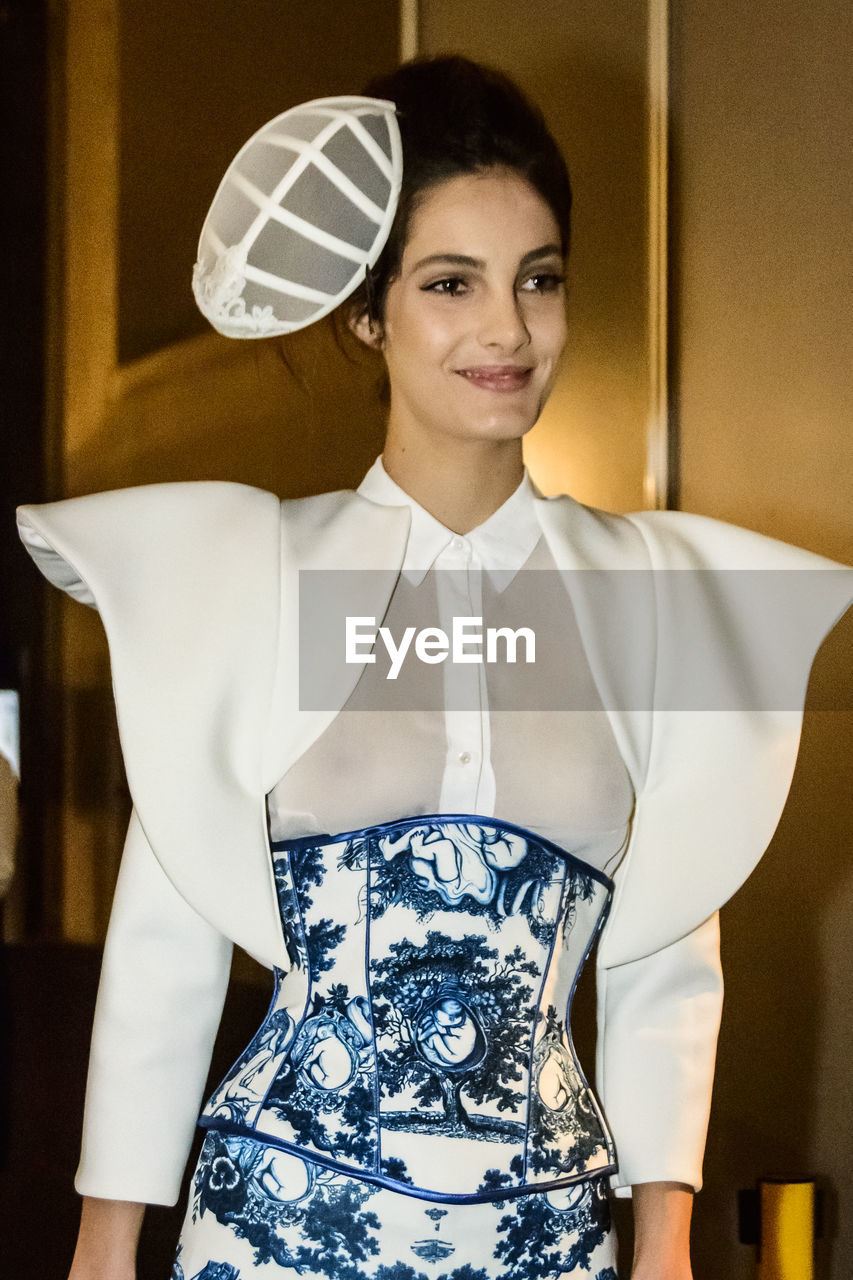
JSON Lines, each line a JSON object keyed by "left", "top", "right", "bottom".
{"left": 267, "top": 537, "right": 636, "bottom": 872}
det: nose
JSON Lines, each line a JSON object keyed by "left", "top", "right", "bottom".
{"left": 477, "top": 285, "right": 531, "bottom": 352}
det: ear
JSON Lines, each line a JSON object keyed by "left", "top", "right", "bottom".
{"left": 348, "top": 307, "right": 384, "bottom": 351}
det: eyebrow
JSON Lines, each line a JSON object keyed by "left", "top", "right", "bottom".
{"left": 411, "top": 243, "right": 564, "bottom": 272}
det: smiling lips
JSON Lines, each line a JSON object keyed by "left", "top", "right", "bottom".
{"left": 456, "top": 365, "right": 534, "bottom": 392}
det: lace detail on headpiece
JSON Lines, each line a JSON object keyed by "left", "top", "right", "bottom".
{"left": 192, "top": 247, "right": 277, "bottom": 338}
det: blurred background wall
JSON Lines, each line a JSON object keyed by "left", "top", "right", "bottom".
{"left": 670, "top": 1, "right": 853, "bottom": 1275}
{"left": 1, "top": 0, "right": 850, "bottom": 1276}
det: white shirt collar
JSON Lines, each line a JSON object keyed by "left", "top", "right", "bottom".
{"left": 356, "top": 455, "right": 542, "bottom": 588}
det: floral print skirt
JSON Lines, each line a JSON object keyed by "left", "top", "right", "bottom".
{"left": 171, "top": 1130, "right": 618, "bottom": 1280}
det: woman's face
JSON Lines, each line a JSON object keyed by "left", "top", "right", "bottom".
{"left": 363, "top": 168, "right": 568, "bottom": 449}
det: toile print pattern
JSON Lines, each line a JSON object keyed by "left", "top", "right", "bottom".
{"left": 201, "top": 815, "right": 616, "bottom": 1200}
{"left": 172, "top": 1130, "right": 619, "bottom": 1280}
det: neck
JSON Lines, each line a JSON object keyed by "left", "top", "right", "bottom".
{"left": 381, "top": 432, "right": 525, "bottom": 534}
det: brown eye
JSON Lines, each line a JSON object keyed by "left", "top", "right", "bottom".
{"left": 520, "top": 273, "right": 565, "bottom": 294}
{"left": 423, "top": 277, "right": 470, "bottom": 296}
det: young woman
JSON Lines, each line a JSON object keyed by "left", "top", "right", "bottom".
{"left": 18, "top": 57, "right": 851, "bottom": 1280}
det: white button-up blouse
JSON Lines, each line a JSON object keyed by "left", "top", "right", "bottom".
{"left": 269, "top": 458, "right": 635, "bottom": 876}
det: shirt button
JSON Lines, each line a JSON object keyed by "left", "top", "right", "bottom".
{"left": 450, "top": 536, "right": 469, "bottom": 553}
{"left": 458, "top": 750, "right": 472, "bottom": 764}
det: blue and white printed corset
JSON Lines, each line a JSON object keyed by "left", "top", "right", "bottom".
{"left": 200, "top": 815, "right": 617, "bottom": 1203}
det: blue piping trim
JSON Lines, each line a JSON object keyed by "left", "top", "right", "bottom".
{"left": 270, "top": 812, "right": 614, "bottom": 892}
{"left": 198, "top": 1119, "right": 617, "bottom": 1204}
{"left": 562, "top": 883, "right": 618, "bottom": 1164}
{"left": 364, "top": 833, "right": 383, "bottom": 1175}
{"left": 273, "top": 831, "right": 332, "bottom": 852}
{"left": 521, "top": 859, "right": 569, "bottom": 1183}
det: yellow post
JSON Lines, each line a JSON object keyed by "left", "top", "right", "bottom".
{"left": 757, "top": 1178, "right": 815, "bottom": 1280}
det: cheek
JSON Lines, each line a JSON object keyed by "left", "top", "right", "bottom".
{"left": 539, "top": 309, "right": 568, "bottom": 362}
{"left": 384, "top": 306, "right": 463, "bottom": 373}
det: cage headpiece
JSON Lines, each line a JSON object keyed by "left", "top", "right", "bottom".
{"left": 192, "top": 96, "right": 402, "bottom": 338}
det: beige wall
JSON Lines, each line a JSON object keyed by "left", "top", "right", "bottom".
{"left": 420, "top": 0, "right": 652, "bottom": 511}
{"left": 674, "top": 0, "right": 851, "bottom": 563}
{"left": 672, "top": 1, "right": 852, "bottom": 1276}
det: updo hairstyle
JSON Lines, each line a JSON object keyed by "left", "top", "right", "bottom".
{"left": 347, "top": 55, "right": 573, "bottom": 331}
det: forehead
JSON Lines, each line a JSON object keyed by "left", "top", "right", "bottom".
{"left": 402, "top": 169, "right": 561, "bottom": 264}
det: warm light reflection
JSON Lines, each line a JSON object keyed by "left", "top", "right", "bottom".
{"left": 523, "top": 360, "right": 647, "bottom": 512}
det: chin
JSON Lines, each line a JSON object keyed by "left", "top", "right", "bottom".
{"left": 474, "top": 405, "right": 542, "bottom": 438}
{"left": 439, "top": 399, "right": 541, "bottom": 441}
{"left": 465, "top": 389, "right": 551, "bottom": 440}
{"left": 449, "top": 418, "right": 538, "bottom": 445}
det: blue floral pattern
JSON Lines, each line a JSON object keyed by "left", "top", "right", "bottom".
{"left": 201, "top": 814, "right": 615, "bottom": 1199}
{"left": 173, "top": 1132, "right": 617, "bottom": 1279}
{"left": 185, "top": 816, "right": 619, "bottom": 1273}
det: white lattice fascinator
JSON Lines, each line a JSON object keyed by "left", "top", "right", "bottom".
{"left": 192, "top": 96, "right": 402, "bottom": 338}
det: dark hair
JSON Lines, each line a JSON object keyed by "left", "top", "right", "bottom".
{"left": 348, "top": 55, "right": 572, "bottom": 329}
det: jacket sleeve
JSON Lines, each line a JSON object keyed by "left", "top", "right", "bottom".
{"left": 76, "top": 809, "right": 233, "bottom": 1205}
{"left": 596, "top": 912, "right": 724, "bottom": 1197}
{"left": 598, "top": 511, "right": 853, "bottom": 967}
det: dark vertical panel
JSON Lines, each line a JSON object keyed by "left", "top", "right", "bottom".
{"left": 0, "top": 0, "right": 56, "bottom": 938}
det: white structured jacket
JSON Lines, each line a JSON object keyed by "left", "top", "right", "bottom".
{"left": 17, "top": 480, "right": 852, "bottom": 1205}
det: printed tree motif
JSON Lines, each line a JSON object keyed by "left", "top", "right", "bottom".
{"left": 371, "top": 931, "right": 540, "bottom": 1135}
{"left": 374, "top": 1267, "right": 489, "bottom": 1280}
{"left": 289, "top": 1180, "right": 382, "bottom": 1277}
{"left": 274, "top": 844, "right": 346, "bottom": 979}
{"left": 380, "top": 1155, "right": 414, "bottom": 1185}
{"left": 305, "top": 917, "right": 347, "bottom": 976}
{"left": 273, "top": 848, "right": 311, "bottom": 970}
{"left": 194, "top": 1133, "right": 383, "bottom": 1278}
{"left": 560, "top": 868, "right": 599, "bottom": 939}
{"left": 494, "top": 1184, "right": 612, "bottom": 1279}
{"left": 373, "top": 1265, "right": 426, "bottom": 1280}
{"left": 477, "top": 1161, "right": 523, "bottom": 1193}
